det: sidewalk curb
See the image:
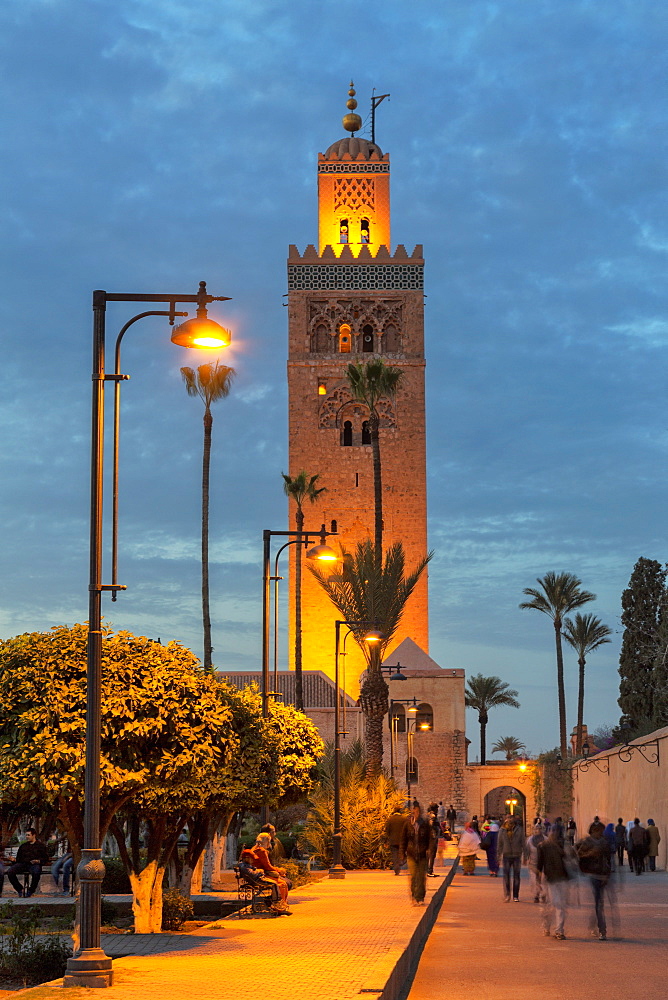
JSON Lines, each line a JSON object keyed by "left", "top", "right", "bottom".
{"left": 372, "top": 860, "right": 459, "bottom": 1000}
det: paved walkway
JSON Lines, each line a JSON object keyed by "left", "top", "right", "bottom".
{"left": 406, "top": 863, "right": 668, "bottom": 1000}
{"left": 12, "top": 863, "right": 456, "bottom": 1000}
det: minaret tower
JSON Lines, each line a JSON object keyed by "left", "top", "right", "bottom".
{"left": 286, "top": 85, "right": 428, "bottom": 697}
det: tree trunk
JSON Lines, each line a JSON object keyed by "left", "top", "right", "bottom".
{"left": 129, "top": 861, "right": 166, "bottom": 934}
{"left": 359, "top": 665, "right": 389, "bottom": 777}
{"left": 202, "top": 408, "right": 213, "bottom": 671}
{"left": 294, "top": 506, "right": 304, "bottom": 710}
{"left": 554, "top": 619, "right": 568, "bottom": 759}
{"left": 370, "top": 413, "right": 383, "bottom": 569}
{"left": 576, "top": 654, "right": 586, "bottom": 754}
{"left": 479, "top": 711, "right": 488, "bottom": 765}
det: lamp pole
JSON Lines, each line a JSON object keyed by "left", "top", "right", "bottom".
{"left": 64, "top": 284, "right": 230, "bottom": 989}
{"left": 260, "top": 527, "right": 336, "bottom": 823}
{"left": 330, "top": 620, "right": 383, "bottom": 879}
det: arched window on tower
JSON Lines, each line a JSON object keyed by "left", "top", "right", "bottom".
{"left": 361, "top": 420, "right": 371, "bottom": 445}
{"left": 312, "top": 323, "right": 330, "bottom": 353}
{"left": 362, "top": 323, "right": 374, "bottom": 353}
{"left": 341, "top": 420, "right": 353, "bottom": 446}
{"left": 339, "top": 323, "right": 352, "bottom": 353}
{"left": 383, "top": 323, "right": 401, "bottom": 353}
{"left": 360, "top": 218, "right": 370, "bottom": 244}
{"left": 339, "top": 218, "right": 349, "bottom": 243}
{"left": 416, "top": 703, "right": 434, "bottom": 733}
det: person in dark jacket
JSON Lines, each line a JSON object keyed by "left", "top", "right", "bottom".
{"left": 384, "top": 808, "right": 407, "bottom": 875}
{"left": 614, "top": 818, "right": 626, "bottom": 867}
{"left": 400, "top": 801, "right": 432, "bottom": 905}
{"left": 498, "top": 817, "right": 524, "bottom": 902}
{"left": 537, "top": 829, "right": 570, "bottom": 939}
{"left": 646, "top": 819, "right": 661, "bottom": 871}
{"left": 628, "top": 818, "right": 649, "bottom": 875}
{"left": 446, "top": 804, "right": 457, "bottom": 833}
{"left": 576, "top": 823, "right": 612, "bottom": 939}
{"left": 426, "top": 811, "right": 440, "bottom": 877}
{"left": 7, "top": 829, "right": 50, "bottom": 897}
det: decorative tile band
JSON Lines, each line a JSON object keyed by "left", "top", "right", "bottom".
{"left": 318, "top": 163, "right": 390, "bottom": 173}
{"left": 288, "top": 264, "right": 424, "bottom": 291}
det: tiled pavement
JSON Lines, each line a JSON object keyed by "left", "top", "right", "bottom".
{"left": 13, "top": 860, "right": 458, "bottom": 1000}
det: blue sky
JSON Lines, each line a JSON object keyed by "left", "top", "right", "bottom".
{"left": 1, "top": 0, "right": 667, "bottom": 755}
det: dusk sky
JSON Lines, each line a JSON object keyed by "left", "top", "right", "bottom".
{"left": 1, "top": 1, "right": 666, "bottom": 756}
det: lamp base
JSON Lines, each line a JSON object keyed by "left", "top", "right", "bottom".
{"left": 328, "top": 864, "right": 346, "bottom": 879}
{"left": 63, "top": 950, "right": 113, "bottom": 988}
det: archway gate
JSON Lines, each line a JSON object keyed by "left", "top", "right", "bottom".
{"left": 463, "top": 761, "right": 539, "bottom": 834}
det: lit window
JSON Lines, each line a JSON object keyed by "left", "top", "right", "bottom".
{"left": 339, "top": 218, "right": 349, "bottom": 244}
{"left": 360, "top": 219, "right": 370, "bottom": 244}
{"left": 339, "top": 323, "right": 352, "bottom": 353}
{"left": 416, "top": 703, "right": 434, "bottom": 732}
{"left": 318, "top": 381, "right": 327, "bottom": 395}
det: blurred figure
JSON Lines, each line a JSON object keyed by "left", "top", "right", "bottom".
{"left": 384, "top": 807, "right": 406, "bottom": 876}
{"left": 537, "top": 828, "right": 570, "bottom": 939}
{"left": 646, "top": 820, "right": 661, "bottom": 872}
{"left": 457, "top": 822, "right": 481, "bottom": 876}
{"left": 401, "top": 801, "right": 431, "bottom": 905}
{"left": 566, "top": 817, "right": 577, "bottom": 846}
{"left": 480, "top": 816, "right": 500, "bottom": 877}
{"left": 426, "top": 811, "right": 440, "bottom": 877}
{"left": 524, "top": 825, "right": 546, "bottom": 902}
{"left": 446, "top": 804, "right": 457, "bottom": 833}
{"left": 576, "top": 822, "right": 612, "bottom": 939}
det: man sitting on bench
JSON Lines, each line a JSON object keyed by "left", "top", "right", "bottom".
{"left": 7, "top": 829, "right": 50, "bottom": 898}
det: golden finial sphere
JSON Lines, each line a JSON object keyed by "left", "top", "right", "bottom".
{"left": 342, "top": 112, "right": 362, "bottom": 133}
{"left": 346, "top": 97, "right": 358, "bottom": 110}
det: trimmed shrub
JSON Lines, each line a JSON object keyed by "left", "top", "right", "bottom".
{"left": 161, "top": 889, "right": 194, "bottom": 931}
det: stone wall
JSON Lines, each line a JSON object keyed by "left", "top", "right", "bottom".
{"left": 463, "top": 763, "right": 539, "bottom": 834}
{"left": 571, "top": 726, "right": 668, "bottom": 869}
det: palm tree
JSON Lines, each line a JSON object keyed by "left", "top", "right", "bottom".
{"left": 520, "top": 572, "right": 595, "bottom": 759}
{"left": 562, "top": 612, "right": 612, "bottom": 754}
{"left": 345, "top": 360, "right": 404, "bottom": 567}
{"left": 181, "top": 360, "right": 235, "bottom": 671}
{"left": 282, "top": 470, "right": 326, "bottom": 710}
{"left": 312, "top": 539, "right": 431, "bottom": 777}
{"left": 465, "top": 675, "right": 520, "bottom": 765}
{"left": 490, "top": 736, "right": 526, "bottom": 761}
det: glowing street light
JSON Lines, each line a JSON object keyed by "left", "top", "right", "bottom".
{"left": 64, "top": 281, "right": 230, "bottom": 989}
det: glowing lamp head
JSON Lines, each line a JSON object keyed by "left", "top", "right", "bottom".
{"left": 408, "top": 705, "right": 418, "bottom": 714}
{"left": 419, "top": 722, "right": 431, "bottom": 731}
{"left": 306, "top": 543, "right": 338, "bottom": 562}
{"left": 171, "top": 317, "right": 231, "bottom": 349}
{"left": 363, "top": 629, "right": 384, "bottom": 644}
{"left": 518, "top": 762, "right": 528, "bottom": 772}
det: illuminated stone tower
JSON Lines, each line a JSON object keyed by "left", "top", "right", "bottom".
{"left": 287, "top": 85, "right": 428, "bottom": 697}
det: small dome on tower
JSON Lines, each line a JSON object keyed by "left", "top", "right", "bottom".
{"left": 324, "top": 136, "right": 384, "bottom": 160}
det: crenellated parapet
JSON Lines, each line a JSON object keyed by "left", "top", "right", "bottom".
{"left": 288, "top": 244, "right": 424, "bottom": 292}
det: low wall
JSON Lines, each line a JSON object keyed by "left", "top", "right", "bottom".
{"left": 571, "top": 725, "right": 668, "bottom": 869}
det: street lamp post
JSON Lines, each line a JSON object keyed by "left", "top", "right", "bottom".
{"left": 330, "top": 620, "right": 383, "bottom": 879}
{"left": 64, "top": 283, "right": 230, "bottom": 989}
{"left": 260, "top": 527, "right": 336, "bottom": 824}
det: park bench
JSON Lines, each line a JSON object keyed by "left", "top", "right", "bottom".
{"left": 233, "top": 864, "right": 279, "bottom": 916}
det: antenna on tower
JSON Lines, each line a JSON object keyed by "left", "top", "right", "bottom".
{"left": 370, "top": 88, "right": 390, "bottom": 145}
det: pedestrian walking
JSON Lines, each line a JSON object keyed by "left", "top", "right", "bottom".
{"left": 498, "top": 816, "right": 524, "bottom": 901}
{"left": 646, "top": 820, "right": 660, "bottom": 871}
{"left": 588, "top": 815, "right": 605, "bottom": 836}
{"left": 437, "top": 801, "right": 446, "bottom": 824}
{"left": 524, "top": 826, "right": 546, "bottom": 902}
{"left": 628, "top": 818, "right": 648, "bottom": 875}
{"left": 576, "top": 822, "right": 612, "bottom": 939}
{"left": 480, "top": 817, "right": 499, "bottom": 876}
{"left": 537, "top": 828, "right": 570, "bottom": 939}
{"left": 566, "top": 817, "right": 577, "bottom": 845}
{"left": 470, "top": 815, "right": 480, "bottom": 834}
{"left": 446, "top": 804, "right": 457, "bottom": 833}
{"left": 552, "top": 816, "right": 565, "bottom": 846}
{"left": 400, "top": 801, "right": 431, "bottom": 905}
{"left": 426, "top": 811, "right": 440, "bottom": 877}
{"left": 604, "top": 823, "right": 616, "bottom": 857}
{"left": 457, "top": 821, "right": 481, "bottom": 876}
{"left": 384, "top": 807, "right": 407, "bottom": 875}
{"left": 614, "top": 818, "right": 626, "bottom": 867}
